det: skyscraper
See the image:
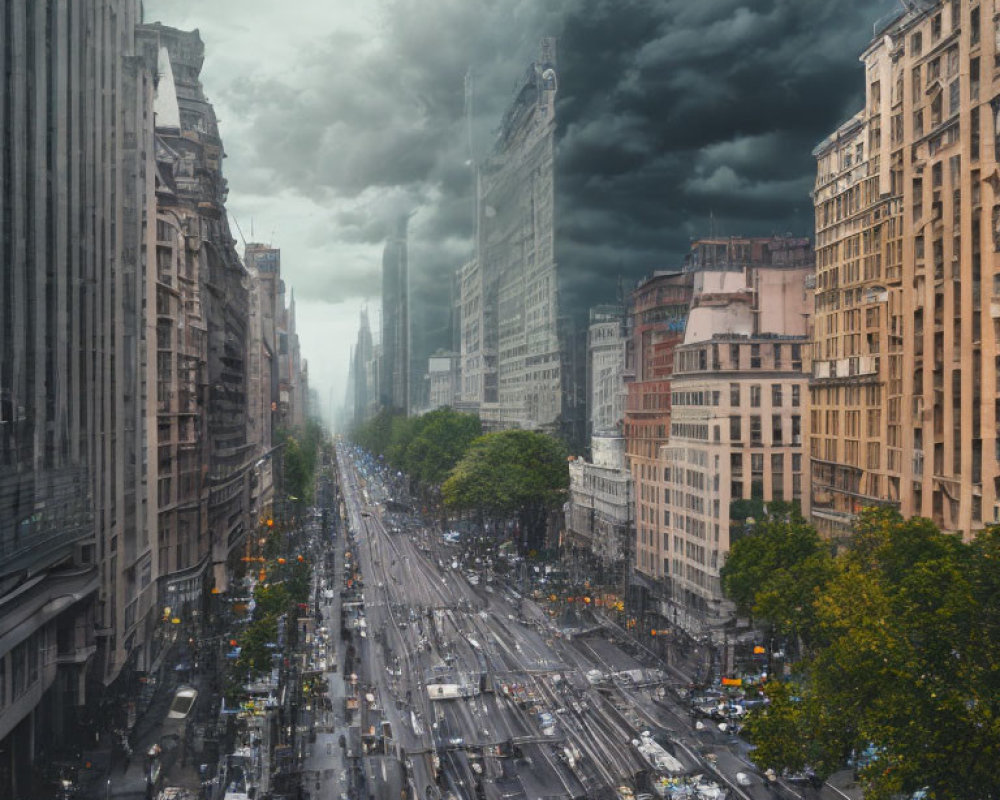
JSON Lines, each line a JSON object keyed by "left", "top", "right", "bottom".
{"left": 381, "top": 215, "right": 409, "bottom": 414}
{"left": 460, "top": 39, "right": 563, "bottom": 433}
{"left": 1, "top": 2, "right": 153, "bottom": 791}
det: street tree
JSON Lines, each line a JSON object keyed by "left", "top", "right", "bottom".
{"left": 236, "top": 613, "right": 278, "bottom": 677}
{"left": 402, "top": 407, "right": 481, "bottom": 489}
{"left": 745, "top": 509, "right": 1000, "bottom": 800}
{"left": 720, "top": 506, "right": 833, "bottom": 646}
{"left": 441, "top": 429, "right": 568, "bottom": 552}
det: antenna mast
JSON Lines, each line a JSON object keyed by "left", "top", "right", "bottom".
{"left": 230, "top": 214, "right": 248, "bottom": 249}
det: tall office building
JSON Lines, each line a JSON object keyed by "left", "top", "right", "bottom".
{"left": 245, "top": 243, "right": 280, "bottom": 467}
{"left": 0, "top": 1, "right": 154, "bottom": 792}
{"left": 812, "top": 0, "right": 998, "bottom": 536}
{"left": 381, "top": 216, "right": 409, "bottom": 414}
{"left": 460, "top": 39, "right": 563, "bottom": 432}
{"left": 352, "top": 309, "right": 378, "bottom": 425}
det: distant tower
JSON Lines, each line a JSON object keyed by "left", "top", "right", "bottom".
{"left": 381, "top": 215, "right": 409, "bottom": 414}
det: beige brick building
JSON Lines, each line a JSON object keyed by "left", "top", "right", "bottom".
{"left": 812, "top": 0, "right": 997, "bottom": 536}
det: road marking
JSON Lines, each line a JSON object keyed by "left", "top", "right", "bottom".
{"left": 824, "top": 781, "right": 854, "bottom": 800}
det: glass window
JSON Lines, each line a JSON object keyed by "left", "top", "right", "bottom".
{"left": 772, "top": 384, "right": 783, "bottom": 406}
{"left": 750, "top": 385, "right": 761, "bottom": 407}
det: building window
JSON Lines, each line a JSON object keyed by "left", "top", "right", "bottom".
{"left": 729, "top": 416, "right": 741, "bottom": 441}
{"left": 730, "top": 383, "right": 740, "bottom": 406}
{"left": 750, "top": 344, "right": 761, "bottom": 368}
{"left": 750, "top": 415, "right": 762, "bottom": 445}
{"left": 750, "top": 385, "right": 761, "bottom": 407}
{"left": 772, "top": 384, "right": 783, "bottom": 407}
{"left": 792, "top": 415, "right": 802, "bottom": 443}
{"left": 791, "top": 385, "right": 801, "bottom": 407}
{"left": 772, "top": 415, "right": 783, "bottom": 444}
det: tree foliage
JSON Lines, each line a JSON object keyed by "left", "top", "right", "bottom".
{"left": 236, "top": 613, "right": 278, "bottom": 676}
{"left": 350, "top": 406, "right": 482, "bottom": 490}
{"left": 350, "top": 407, "right": 398, "bottom": 459}
{"left": 720, "top": 503, "right": 834, "bottom": 644}
{"left": 441, "top": 429, "right": 568, "bottom": 551}
{"left": 280, "top": 417, "right": 325, "bottom": 503}
{"left": 403, "top": 407, "right": 482, "bottom": 487}
{"left": 742, "top": 509, "right": 1000, "bottom": 800}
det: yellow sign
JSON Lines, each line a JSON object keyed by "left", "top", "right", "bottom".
{"left": 721, "top": 677, "right": 742, "bottom": 686}
{"left": 753, "top": 645, "right": 766, "bottom": 654}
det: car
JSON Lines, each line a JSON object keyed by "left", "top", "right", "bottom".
{"left": 167, "top": 687, "right": 198, "bottom": 719}
{"left": 735, "top": 772, "right": 752, "bottom": 787}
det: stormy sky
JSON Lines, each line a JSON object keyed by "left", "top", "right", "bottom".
{"left": 145, "top": 0, "right": 897, "bottom": 422}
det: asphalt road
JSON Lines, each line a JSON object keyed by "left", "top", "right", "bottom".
{"left": 333, "top": 444, "right": 860, "bottom": 800}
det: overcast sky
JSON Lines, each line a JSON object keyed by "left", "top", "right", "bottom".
{"left": 145, "top": 0, "right": 897, "bottom": 425}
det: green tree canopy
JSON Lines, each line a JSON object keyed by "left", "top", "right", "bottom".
{"left": 351, "top": 407, "right": 399, "bottom": 457}
{"left": 236, "top": 613, "right": 278, "bottom": 676}
{"left": 441, "top": 429, "right": 568, "bottom": 551}
{"left": 744, "top": 509, "right": 1000, "bottom": 800}
{"left": 350, "top": 406, "right": 482, "bottom": 491}
{"left": 402, "top": 407, "right": 482, "bottom": 487}
{"left": 280, "top": 417, "right": 326, "bottom": 503}
{"left": 720, "top": 504, "right": 834, "bottom": 643}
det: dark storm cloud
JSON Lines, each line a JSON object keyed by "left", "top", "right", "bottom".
{"left": 217, "top": 0, "right": 896, "bottom": 321}
{"left": 553, "top": 0, "right": 898, "bottom": 312}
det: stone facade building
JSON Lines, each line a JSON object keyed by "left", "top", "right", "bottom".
{"left": 0, "top": 11, "right": 304, "bottom": 793}
{"left": 660, "top": 255, "right": 812, "bottom": 634}
{"left": 566, "top": 436, "right": 634, "bottom": 569}
{"left": 587, "top": 305, "right": 628, "bottom": 438}
{"left": 427, "top": 351, "right": 461, "bottom": 410}
{"left": 812, "top": 0, "right": 999, "bottom": 537}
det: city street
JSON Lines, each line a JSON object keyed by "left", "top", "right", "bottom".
{"left": 335, "top": 445, "right": 767, "bottom": 800}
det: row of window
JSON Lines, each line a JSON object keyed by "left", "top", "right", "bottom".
{"left": 671, "top": 383, "right": 803, "bottom": 408}
{"left": 675, "top": 342, "right": 804, "bottom": 373}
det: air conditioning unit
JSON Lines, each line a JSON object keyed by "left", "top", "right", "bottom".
{"left": 792, "top": 435, "right": 802, "bottom": 445}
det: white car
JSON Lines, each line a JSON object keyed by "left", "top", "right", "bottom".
{"left": 167, "top": 687, "right": 198, "bottom": 719}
